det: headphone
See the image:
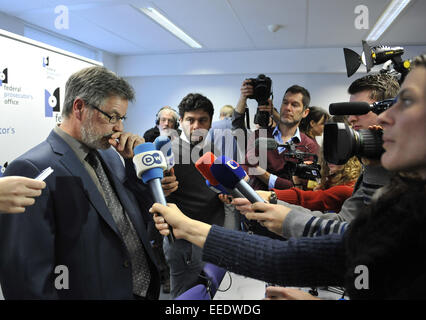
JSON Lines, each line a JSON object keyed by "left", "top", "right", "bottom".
{"left": 155, "top": 106, "right": 180, "bottom": 130}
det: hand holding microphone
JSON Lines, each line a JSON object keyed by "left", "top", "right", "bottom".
{"left": 133, "top": 142, "right": 175, "bottom": 242}
{"left": 210, "top": 155, "right": 265, "bottom": 204}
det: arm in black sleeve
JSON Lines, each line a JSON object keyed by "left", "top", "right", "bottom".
{"left": 202, "top": 225, "right": 346, "bottom": 288}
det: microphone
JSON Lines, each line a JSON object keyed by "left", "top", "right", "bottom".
{"left": 133, "top": 142, "right": 175, "bottom": 242}
{"left": 195, "top": 152, "right": 244, "bottom": 198}
{"left": 329, "top": 102, "right": 371, "bottom": 115}
{"left": 210, "top": 156, "right": 265, "bottom": 204}
{"left": 254, "top": 137, "right": 280, "bottom": 150}
{"left": 153, "top": 136, "right": 174, "bottom": 171}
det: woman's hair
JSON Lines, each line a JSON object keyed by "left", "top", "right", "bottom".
{"left": 344, "top": 54, "right": 426, "bottom": 299}
{"left": 412, "top": 53, "right": 426, "bottom": 69}
{"left": 318, "top": 151, "right": 362, "bottom": 189}
{"left": 344, "top": 174, "right": 426, "bottom": 299}
{"left": 317, "top": 115, "right": 361, "bottom": 189}
{"left": 299, "top": 106, "right": 330, "bottom": 139}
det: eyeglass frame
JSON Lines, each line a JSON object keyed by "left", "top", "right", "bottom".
{"left": 90, "top": 104, "right": 127, "bottom": 124}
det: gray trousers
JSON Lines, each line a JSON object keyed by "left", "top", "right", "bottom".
{"left": 163, "top": 237, "right": 205, "bottom": 299}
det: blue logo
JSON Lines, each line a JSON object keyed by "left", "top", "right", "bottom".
{"left": 45, "top": 87, "right": 60, "bottom": 117}
{"left": 43, "top": 56, "right": 49, "bottom": 67}
{"left": 142, "top": 152, "right": 162, "bottom": 166}
{"left": 0, "top": 68, "right": 8, "bottom": 86}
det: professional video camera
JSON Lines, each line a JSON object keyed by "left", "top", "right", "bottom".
{"left": 246, "top": 74, "right": 273, "bottom": 128}
{"left": 283, "top": 140, "right": 321, "bottom": 181}
{"left": 343, "top": 40, "right": 411, "bottom": 84}
{"left": 323, "top": 98, "right": 397, "bottom": 165}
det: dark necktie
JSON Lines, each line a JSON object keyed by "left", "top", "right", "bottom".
{"left": 86, "top": 150, "right": 151, "bottom": 297}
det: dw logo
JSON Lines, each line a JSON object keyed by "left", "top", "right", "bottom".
{"left": 0, "top": 68, "right": 8, "bottom": 86}
{"left": 45, "top": 87, "right": 60, "bottom": 117}
{"left": 142, "top": 153, "right": 162, "bottom": 166}
{"left": 43, "top": 56, "right": 49, "bottom": 67}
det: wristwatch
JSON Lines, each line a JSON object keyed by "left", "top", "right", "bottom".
{"left": 269, "top": 191, "right": 277, "bottom": 204}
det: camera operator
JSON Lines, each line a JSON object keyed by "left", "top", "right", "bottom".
{"left": 234, "top": 79, "right": 319, "bottom": 192}
{"left": 234, "top": 73, "right": 400, "bottom": 239}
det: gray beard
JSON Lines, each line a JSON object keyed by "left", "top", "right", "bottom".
{"left": 80, "top": 115, "right": 112, "bottom": 150}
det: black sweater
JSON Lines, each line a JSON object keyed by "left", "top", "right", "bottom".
{"left": 167, "top": 138, "right": 225, "bottom": 226}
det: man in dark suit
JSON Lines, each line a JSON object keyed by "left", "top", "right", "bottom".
{"left": 0, "top": 66, "right": 161, "bottom": 299}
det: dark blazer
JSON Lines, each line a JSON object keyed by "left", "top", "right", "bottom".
{"left": 0, "top": 130, "right": 160, "bottom": 299}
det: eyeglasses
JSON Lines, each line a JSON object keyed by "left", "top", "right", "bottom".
{"left": 91, "top": 105, "right": 127, "bottom": 124}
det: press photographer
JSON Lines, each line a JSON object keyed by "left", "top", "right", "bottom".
{"left": 234, "top": 79, "right": 319, "bottom": 192}
{"left": 233, "top": 72, "right": 399, "bottom": 241}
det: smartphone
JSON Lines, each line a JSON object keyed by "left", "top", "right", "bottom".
{"left": 35, "top": 167, "right": 54, "bottom": 181}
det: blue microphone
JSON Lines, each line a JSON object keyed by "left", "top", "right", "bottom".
{"left": 133, "top": 142, "right": 175, "bottom": 242}
{"left": 153, "top": 136, "right": 174, "bottom": 171}
{"left": 210, "top": 156, "right": 265, "bottom": 204}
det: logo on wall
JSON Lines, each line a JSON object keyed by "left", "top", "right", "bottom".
{"left": 43, "top": 56, "right": 50, "bottom": 67}
{"left": 0, "top": 68, "right": 8, "bottom": 86}
{"left": 45, "top": 87, "right": 60, "bottom": 117}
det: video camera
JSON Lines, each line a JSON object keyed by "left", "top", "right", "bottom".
{"left": 343, "top": 40, "right": 411, "bottom": 84}
{"left": 283, "top": 140, "right": 321, "bottom": 181}
{"left": 323, "top": 98, "right": 397, "bottom": 165}
{"left": 246, "top": 74, "right": 273, "bottom": 128}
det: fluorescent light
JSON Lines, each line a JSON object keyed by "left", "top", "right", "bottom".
{"left": 139, "top": 7, "right": 202, "bottom": 49}
{"left": 366, "top": 0, "right": 411, "bottom": 42}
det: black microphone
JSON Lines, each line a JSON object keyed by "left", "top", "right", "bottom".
{"left": 329, "top": 102, "right": 371, "bottom": 115}
{"left": 254, "top": 137, "right": 281, "bottom": 150}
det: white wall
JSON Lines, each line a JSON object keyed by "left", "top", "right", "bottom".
{"left": 124, "top": 72, "right": 353, "bottom": 137}
{"left": 120, "top": 45, "right": 425, "bottom": 136}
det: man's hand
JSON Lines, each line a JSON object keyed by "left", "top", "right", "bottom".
{"left": 361, "top": 125, "right": 384, "bottom": 166}
{"left": 161, "top": 168, "right": 178, "bottom": 196}
{"left": 236, "top": 80, "right": 254, "bottom": 114}
{"left": 0, "top": 176, "right": 46, "bottom": 214}
{"left": 264, "top": 286, "right": 321, "bottom": 300}
{"left": 109, "top": 132, "right": 145, "bottom": 159}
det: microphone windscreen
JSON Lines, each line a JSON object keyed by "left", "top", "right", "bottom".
{"left": 153, "top": 136, "right": 174, "bottom": 170}
{"left": 255, "top": 137, "right": 278, "bottom": 150}
{"left": 210, "top": 156, "right": 247, "bottom": 189}
{"left": 329, "top": 102, "right": 371, "bottom": 115}
{"left": 133, "top": 143, "right": 166, "bottom": 183}
{"left": 153, "top": 136, "right": 172, "bottom": 156}
{"left": 195, "top": 152, "right": 220, "bottom": 186}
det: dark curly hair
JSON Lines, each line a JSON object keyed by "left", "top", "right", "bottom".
{"left": 178, "top": 93, "right": 214, "bottom": 119}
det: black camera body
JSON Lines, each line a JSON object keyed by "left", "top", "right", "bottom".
{"left": 283, "top": 141, "right": 321, "bottom": 181}
{"left": 246, "top": 74, "right": 272, "bottom": 128}
{"left": 323, "top": 97, "right": 395, "bottom": 164}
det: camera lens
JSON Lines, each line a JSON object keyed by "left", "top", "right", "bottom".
{"left": 323, "top": 123, "right": 384, "bottom": 165}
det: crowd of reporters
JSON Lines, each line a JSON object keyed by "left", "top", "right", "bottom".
{"left": 0, "top": 53, "right": 425, "bottom": 300}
